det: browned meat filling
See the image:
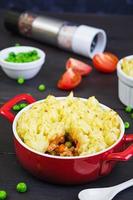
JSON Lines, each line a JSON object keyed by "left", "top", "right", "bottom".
{"left": 46, "top": 134, "right": 78, "bottom": 156}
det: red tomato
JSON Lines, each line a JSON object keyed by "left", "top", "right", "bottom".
{"left": 66, "top": 58, "right": 92, "bottom": 76}
{"left": 92, "top": 52, "right": 119, "bottom": 73}
{"left": 57, "top": 68, "right": 82, "bottom": 90}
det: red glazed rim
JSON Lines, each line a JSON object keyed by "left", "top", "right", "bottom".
{"left": 13, "top": 97, "right": 125, "bottom": 159}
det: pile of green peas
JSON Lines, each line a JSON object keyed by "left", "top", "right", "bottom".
{"left": 5, "top": 50, "right": 40, "bottom": 63}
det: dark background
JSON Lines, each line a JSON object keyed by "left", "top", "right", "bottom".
{"left": 0, "top": 0, "right": 133, "bottom": 198}
{"left": 0, "top": 11, "right": 133, "bottom": 200}
{"left": 0, "top": 0, "right": 133, "bottom": 15}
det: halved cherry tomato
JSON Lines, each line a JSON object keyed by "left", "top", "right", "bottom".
{"left": 57, "top": 68, "right": 82, "bottom": 90}
{"left": 92, "top": 52, "right": 119, "bottom": 73}
{"left": 66, "top": 58, "right": 92, "bottom": 76}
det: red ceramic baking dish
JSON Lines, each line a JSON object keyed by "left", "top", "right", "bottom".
{"left": 0, "top": 93, "right": 133, "bottom": 184}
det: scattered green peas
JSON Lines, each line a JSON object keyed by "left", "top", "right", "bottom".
{"left": 38, "top": 84, "right": 46, "bottom": 92}
{"left": 16, "top": 182, "right": 27, "bottom": 193}
{"left": 5, "top": 50, "right": 40, "bottom": 63}
{"left": 65, "top": 141, "right": 73, "bottom": 148}
{"left": 124, "top": 121, "right": 130, "bottom": 129}
{"left": 0, "top": 190, "right": 7, "bottom": 200}
{"left": 12, "top": 103, "right": 28, "bottom": 111}
{"left": 17, "top": 77, "right": 25, "bottom": 85}
{"left": 12, "top": 104, "right": 20, "bottom": 111}
{"left": 125, "top": 106, "right": 132, "bottom": 113}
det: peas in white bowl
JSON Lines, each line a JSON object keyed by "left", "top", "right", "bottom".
{"left": 0, "top": 46, "right": 45, "bottom": 79}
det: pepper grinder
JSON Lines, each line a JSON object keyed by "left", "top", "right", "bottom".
{"left": 4, "top": 11, "right": 107, "bottom": 58}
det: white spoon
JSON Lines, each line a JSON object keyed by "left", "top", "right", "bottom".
{"left": 78, "top": 179, "right": 133, "bottom": 200}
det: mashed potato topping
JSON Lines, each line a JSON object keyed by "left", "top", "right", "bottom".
{"left": 16, "top": 93, "right": 121, "bottom": 156}
{"left": 121, "top": 58, "right": 133, "bottom": 77}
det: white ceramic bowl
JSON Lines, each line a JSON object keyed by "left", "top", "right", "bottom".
{"left": 117, "top": 55, "right": 133, "bottom": 106}
{"left": 0, "top": 46, "right": 45, "bottom": 79}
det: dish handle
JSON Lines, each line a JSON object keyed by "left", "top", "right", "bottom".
{"left": 104, "top": 134, "right": 133, "bottom": 161}
{"left": 0, "top": 93, "right": 36, "bottom": 123}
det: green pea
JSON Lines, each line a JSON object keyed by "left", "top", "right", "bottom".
{"left": 65, "top": 141, "right": 73, "bottom": 148}
{"left": 38, "top": 84, "right": 46, "bottom": 92}
{"left": 13, "top": 104, "right": 20, "bottom": 111}
{"left": 0, "top": 190, "right": 7, "bottom": 200}
{"left": 9, "top": 52, "right": 15, "bottom": 57}
{"left": 16, "top": 182, "right": 27, "bottom": 193}
{"left": 32, "top": 50, "right": 37, "bottom": 55}
{"left": 19, "top": 103, "right": 28, "bottom": 109}
{"left": 125, "top": 106, "right": 132, "bottom": 113}
{"left": 17, "top": 77, "right": 25, "bottom": 85}
{"left": 32, "top": 55, "right": 38, "bottom": 61}
{"left": 124, "top": 122, "right": 130, "bottom": 129}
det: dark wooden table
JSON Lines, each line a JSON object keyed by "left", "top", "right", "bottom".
{"left": 0, "top": 11, "right": 133, "bottom": 200}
